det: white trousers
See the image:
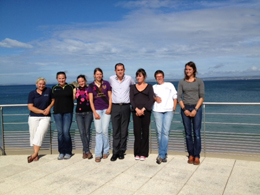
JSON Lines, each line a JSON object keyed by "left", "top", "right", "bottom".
{"left": 28, "top": 116, "right": 51, "bottom": 147}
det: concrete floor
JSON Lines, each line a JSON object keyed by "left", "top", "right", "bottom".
{"left": 0, "top": 153, "right": 260, "bottom": 195}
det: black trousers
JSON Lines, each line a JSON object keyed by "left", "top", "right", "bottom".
{"left": 132, "top": 111, "right": 151, "bottom": 157}
{"left": 111, "top": 104, "right": 131, "bottom": 155}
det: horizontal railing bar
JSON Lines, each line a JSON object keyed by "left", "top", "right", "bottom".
{"left": 206, "top": 113, "right": 260, "bottom": 116}
{"left": 205, "top": 122, "right": 260, "bottom": 126}
{"left": 203, "top": 102, "right": 260, "bottom": 105}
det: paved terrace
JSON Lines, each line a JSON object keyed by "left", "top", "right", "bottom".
{"left": 0, "top": 153, "right": 260, "bottom": 195}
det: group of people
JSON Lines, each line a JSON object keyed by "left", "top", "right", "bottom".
{"left": 27, "top": 61, "right": 205, "bottom": 165}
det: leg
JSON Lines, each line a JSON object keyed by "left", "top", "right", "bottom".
{"left": 119, "top": 105, "right": 131, "bottom": 153}
{"left": 53, "top": 113, "right": 64, "bottom": 154}
{"left": 193, "top": 107, "right": 202, "bottom": 158}
{"left": 84, "top": 112, "right": 93, "bottom": 154}
{"left": 153, "top": 112, "right": 163, "bottom": 157}
{"left": 93, "top": 110, "right": 103, "bottom": 158}
{"left": 76, "top": 113, "right": 89, "bottom": 153}
{"left": 160, "top": 111, "right": 173, "bottom": 159}
{"left": 111, "top": 105, "right": 121, "bottom": 155}
{"left": 140, "top": 112, "right": 151, "bottom": 157}
{"left": 62, "top": 113, "right": 73, "bottom": 155}
{"left": 101, "top": 109, "right": 111, "bottom": 155}
{"left": 181, "top": 109, "right": 194, "bottom": 157}
{"left": 132, "top": 113, "right": 142, "bottom": 157}
{"left": 28, "top": 116, "right": 40, "bottom": 147}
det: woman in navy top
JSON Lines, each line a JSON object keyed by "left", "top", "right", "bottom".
{"left": 75, "top": 75, "right": 93, "bottom": 159}
{"left": 27, "top": 77, "right": 54, "bottom": 163}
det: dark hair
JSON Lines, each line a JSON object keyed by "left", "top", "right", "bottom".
{"left": 184, "top": 61, "right": 197, "bottom": 79}
{"left": 135, "top": 68, "right": 147, "bottom": 78}
{"left": 154, "top": 70, "right": 164, "bottom": 78}
{"left": 94, "top": 67, "right": 103, "bottom": 75}
{"left": 56, "top": 71, "right": 66, "bottom": 79}
{"left": 115, "top": 63, "right": 125, "bottom": 70}
{"left": 77, "top": 74, "right": 86, "bottom": 81}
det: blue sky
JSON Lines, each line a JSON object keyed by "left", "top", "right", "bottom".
{"left": 0, "top": 0, "right": 260, "bottom": 85}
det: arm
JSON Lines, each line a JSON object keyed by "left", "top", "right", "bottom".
{"left": 89, "top": 93, "right": 100, "bottom": 119}
{"left": 28, "top": 104, "right": 44, "bottom": 114}
{"left": 173, "top": 98, "right": 177, "bottom": 112}
{"left": 43, "top": 99, "right": 55, "bottom": 116}
{"left": 105, "top": 90, "right": 112, "bottom": 114}
{"left": 73, "top": 88, "right": 76, "bottom": 101}
{"left": 144, "top": 85, "right": 155, "bottom": 111}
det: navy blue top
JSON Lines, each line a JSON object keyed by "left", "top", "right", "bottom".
{"left": 28, "top": 87, "right": 53, "bottom": 117}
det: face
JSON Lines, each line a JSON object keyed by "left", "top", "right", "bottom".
{"left": 36, "top": 80, "right": 46, "bottom": 91}
{"left": 57, "top": 74, "right": 66, "bottom": 86}
{"left": 185, "top": 65, "right": 194, "bottom": 77}
{"left": 94, "top": 70, "right": 103, "bottom": 82}
{"left": 155, "top": 73, "right": 164, "bottom": 85}
{"left": 77, "top": 77, "right": 86, "bottom": 87}
{"left": 136, "top": 73, "right": 145, "bottom": 83}
{"left": 115, "top": 65, "right": 125, "bottom": 78}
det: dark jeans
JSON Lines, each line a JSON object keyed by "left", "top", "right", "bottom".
{"left": 53, "top": 113, "right": 73, "bottom": 155}
{"left": 76, "top": 112, "right": 93, "bottom": 154}
{"left": 111, "top": 104, "right": 131, "bottom": 155}
{"left": 132, "top": 111, "right": 151, "bottom": 157}
{"left": 181, "top": 105, "right": 202, "bottom": 158}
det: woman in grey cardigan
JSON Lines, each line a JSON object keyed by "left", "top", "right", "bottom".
{"left": 178, "top": 61, "right": 205, "bottom": 165}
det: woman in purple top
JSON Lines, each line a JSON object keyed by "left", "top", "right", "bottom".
{"left": 75, "top": 75, "right": 93, "bottom": 160}
{"left": 88, "top": 68, "right": 112, "bottom": 163}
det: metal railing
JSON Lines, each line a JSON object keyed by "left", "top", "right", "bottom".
{"left": 0, "top": 103, "right": 260, "bottom": 159}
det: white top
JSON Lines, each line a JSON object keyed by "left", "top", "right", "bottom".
{"left": 109, "top": 74, "right": 135, "bottom": 104}
{"left": 153, "top": 82, "right": 177, "bottom": 112}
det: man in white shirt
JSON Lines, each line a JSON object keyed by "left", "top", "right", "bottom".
{"left": 109, "top": 63, "right": 135, "bottom": 161}
{"left": 153, "top": 70, "right": 177, "bottom": 164}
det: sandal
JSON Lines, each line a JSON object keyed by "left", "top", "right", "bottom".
{"left": 27, "top": 155, "right": 33, "bottom": 163}
{"left": 33, "top": 154, "right": 39, "bottom": 161}
{"left": 102, "top": 154, "right": 109, "bottom": 159}
{"left": 95, "top": 157, "right": 101, "bottom": 163}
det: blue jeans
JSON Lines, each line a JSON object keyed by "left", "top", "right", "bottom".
{"left": 153, "top": 111, "right": 173, "bottom": 159}
{"left": 93, "top": 109, "right": 111, "bottom": 158}
{"left": 181, "top": 105, "right": 202, "bottom": 158}
{"left": 53, "top": 113, "right": 73, "bottom": 155}
{"left": 76, "top": 112, "right": 93, "bottom": 154}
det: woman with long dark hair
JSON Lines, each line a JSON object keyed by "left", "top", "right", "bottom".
{"left": 178, "top": 61, "right": 205, "bottom": 165}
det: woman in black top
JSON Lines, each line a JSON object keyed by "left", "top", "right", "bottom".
{"left": 130, "top": 68, "right": 154, "bottom": 161}
{"left": 52, "top": 71, "right": 76, "bottom": 160}
{"left": 75, "top": 75, "right": 93, "bottom": 159}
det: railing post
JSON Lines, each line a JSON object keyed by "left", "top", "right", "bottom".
{"left": 0, "top": 107, "right": 6, "bottom": 155}
{"left": 203, "top": 104, "right": 206, "bottom": 157}
{"left": 149, "top": 122, "right": 152, "bottom": 154}
{"left": 50, "top": 120, "right": 52, "bottom": 154}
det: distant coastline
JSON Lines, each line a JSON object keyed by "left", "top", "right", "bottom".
{"left": 0, "top": 76, "right": 260, "bottom": 86}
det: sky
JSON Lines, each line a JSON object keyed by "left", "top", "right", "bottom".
{"left": 0, "top": 0, "right": 260, "bottom": 85}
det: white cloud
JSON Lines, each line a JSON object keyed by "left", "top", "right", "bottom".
{"left": 0, "top": 38, "right": 33, "bottom": 48}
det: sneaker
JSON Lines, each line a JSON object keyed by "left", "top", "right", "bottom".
{"left": 140, "top": 156, "right": 146, "bottom": 161}
{"left": 156, "top": 156, "right": 162, "bottom": 164}
{"left": 57, "top": 153, "right": 64, "bottom": 160}
{"left": 135, "top": 155, "right": 140, "bottom": 160}
{"left": 162, "top": 158, "right": 167, "bottom": 163}
{"left": 64, "top": 154, "right": 71, "bottom": 160}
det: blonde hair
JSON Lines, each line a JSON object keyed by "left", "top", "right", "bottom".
{"left": 36, "top": 77, "right": 47, "bottom": 84}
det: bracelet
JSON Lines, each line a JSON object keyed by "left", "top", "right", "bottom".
{"left": 182, "top": 108, "right": 186, "bottom": 112}
{"left": 194, "top": 108, "right": 198, "bottom": 112}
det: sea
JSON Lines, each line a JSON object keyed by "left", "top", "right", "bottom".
{"left": 0, "top": 79, "right": 260, "bottom": 146}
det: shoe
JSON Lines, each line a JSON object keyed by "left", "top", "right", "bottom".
{"left": 87, "top": 152, "right": 93, "bottom": 159}
{"left": 187, "top": 156, "right": 194, "bottom": 164}
{"left": 162, "top": 158, "right": 167, "bottom": 163}
{"left": 95, "top": 157, "right": 101, "bottom": 163}
{"left": 118, "top": 152, "right": 124, "bottom": 160}
{"left": 27, "top": 155, "right": 33, "bottom": 163}
{"left": 83, "top": 153, "right": 88, "bottom": 159}
{"left": 33, "top": 154, "right": 39, "bottom": 161}
{"left": 57, "top": 153, "right": 64, "bottom": 160}
{"left": 140, "top": 156, "right": 146, "bottom": 161}
{"left": 64, "top": 154, "right": 71, "bottom": 160}
{"left": 193, "top": 157, "right": 200, "bottom": 165}
{"left": 110, "top": 154, "right": 118, "bottom": 161}
{"left": 156, "top": 156, "right": 162, "bottom": 164}
{"left": 135, "top": 156, "right": 140, "bottom": 160}
{"left": 103, "top": 153, "right": 109, "bottom": 159}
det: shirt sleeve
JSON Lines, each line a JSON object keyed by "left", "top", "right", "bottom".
{"left": 198, "top": 79, "right": 205, "bottom": 99}
{"left": 28, "top": 91, "right": 34, "bottom": 104}
{"left": 144, "top": 84, "right": 155, "bottom": 111}
{"left": 130, "top": 85, "right": 136, "bottom": 110}
{"left": 171, "top": 84, "right": 178, "bottom": 99}
{"left": 177, "top": 80, "right": 183, "bottom": 103}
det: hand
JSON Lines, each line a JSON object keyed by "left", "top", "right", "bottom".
{"left": 189, "top": 110, "right": 197, "bottom": 117}
{"left": 43, "top": 108, "right": 50, "bottom": 116}
{"left": 135, "top": 108, "right": 144, "bottom": 116}
{"left": 155, "top": 97, "right": 162, "bottom": 103}
{"left": 184, "top": 110, "right": 191, "bottom": 117}
{"left": 94, "top": 112, "right": 101, "bottom": 119}
{"left": 105, "top": 108, "right": 111, "bottom": 115}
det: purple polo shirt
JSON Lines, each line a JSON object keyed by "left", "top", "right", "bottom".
{"left": 88, "top": 80, "right": 111, "bottom": 110}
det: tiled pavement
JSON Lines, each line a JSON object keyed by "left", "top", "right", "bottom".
{"left": 0, "top": 154, "right": 260, "bottom": 195}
